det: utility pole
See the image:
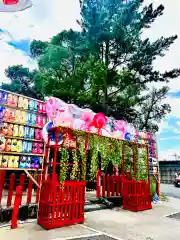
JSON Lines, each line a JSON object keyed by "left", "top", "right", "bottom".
{"left": 173, "top": 153, "right": 178, "bottom": 161}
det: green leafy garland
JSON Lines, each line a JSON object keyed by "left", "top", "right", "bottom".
{"left": 136, "top": 147, "right": 149, "bottom": 181}
{"left": 78, "top": 136, "right": 87, "bottom": 181}
{"left": 92, "top": 135, "right": 109, "bottom": 170}
{"left": 123, "top": 142, "right": 134, "bottom": 179}
{"left": 59, "top": 148, "right": 69, "bottom": 183}
{"left": 88, "top": 134, "right": 98, "bottom": 181}
{"left": 57, "top": 127, "right": 149, "bottom": 183}
{"left": 70, "top": 149, "right": 79, "bottom": 180}
{"left": 87, "top": 134, "right": 124, "bottom": 180}
{"left": 109, "top": 138, "right": 122, "bottom": 168}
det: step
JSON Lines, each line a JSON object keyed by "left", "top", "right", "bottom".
{"left": 84, "top": 203, "right": 109, "bottom": 212}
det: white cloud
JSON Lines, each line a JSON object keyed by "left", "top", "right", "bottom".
{"left": 155, "top": 94, "right": 180, "bottom": 134}
{"left": 142, "top": 0, "right": 180, "bottom": 93}
{"left": 0, "top": 0, "right": 80, "bottom": 41}
{"left": 159, "top": 148, "right": 180, "bottom": 161}
{"left": 157, "top": 119, "right": 172, "bottom": 134}
{"left": 156, "top": 95, "right": 180, "bottom": 135}
{"left": 176, "top": 121, "right": 180, "bottom": 127}
{"left": 0, "top": 40, "right": 37, "bottom": 84}
{"left": 0, "top": 0, "right": 80, "bottom": 84}
{"left": 166, "top": 96, "right": 180, "bottom": 118}
{"left": 157, "top": 99, "right": 180, "bottom": 135}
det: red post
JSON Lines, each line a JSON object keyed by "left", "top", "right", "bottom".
{"left": 26, "top": 174, "right": 34, "bottom": 205}
{"left": 52, "top": 128, "right": 58, "bottom": 183}
{"left": 111, "top": 175, "right": 115, "bottom": 196}
{"left": 43, "top": 133, "right": 50, "bottom": 181}
{"left": 133, "top": 146, "right": 137, "bottom": 180}
{"left": 7, "top": 174, "right": 15, "bottom": 207}
{"left": 156, "top": 175, "right": 160, "bottom": 197}
{"left": 107, "top": 175, "right": 110, "bottom": 197}
{"left": 96, "top": 170, "right": 101, "bottom": 198}
{"left": 115, "top": 167, "right": 119, "bottom": 176}
{"left": 19, "top": 174, "right": 25, "bottom": 186}
{"left": 146, "top": 145, "right": 151, "bottom": 196}
{"left": 11, "top": 185, "right": 23, "bottom": 229}
{"left": 0, "top": 170, "right": 6, "bottom": 205}
{"left": 19, "top": 174, "right": 25, "bottom": 205}
{"left": 102, "top": 174, "right": 106, "bottom": 198}
{"left": 154, "top": 135, "right": 160, "bottom": 197}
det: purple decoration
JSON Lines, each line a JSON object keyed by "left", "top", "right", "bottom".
{"left": 0, "top": 91, "right": 2, "bottom": 103}
{"left": 31, "top": 157, "right": 40, "bottom": 169}
{"left": 0, "top": 91, "right": 8, "bottom": 104}
{"left": 0, "top": 106, "right": 5, "bottom": 128}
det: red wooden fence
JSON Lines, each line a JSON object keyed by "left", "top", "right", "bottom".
{"left": 38, "top": 180, "right": 86, "bottom": 229}
{"left": 0, "top": 170, "right": 42, "bottom": 208}
{"left": 96, "top": 171, "right": 152, "bottom": 212}
{"left": 1, "top": 170, "right": 123, "bottom": 208}
{"left": 96, "top": 170, "right": 123, "bottom": 198}
{"left": 0, "top": 170, "right": 152, "bottom": 229}
{"left": 122, "top": 179, "right": 152, "bottom": 212}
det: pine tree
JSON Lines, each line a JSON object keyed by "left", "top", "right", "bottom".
{"left": 76, "top": 0, "right": 180, "bottom": 130}
{"left": 28, "top": 0, "right": 180, "bottom": 131}
{"left": 2, "top": 65, "right": 43, "bottom": 100}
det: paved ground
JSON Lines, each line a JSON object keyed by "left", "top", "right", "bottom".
{"left": 161, "top": 183, "right": 180, "bottom": 199}
{"left": 1, "top": 196, "right": 180, "bottom": 240}
{"left": 2, "top": 186, "right": 180, "bottom": 240}
{"left": 84, "top": 197, "right": 180, "bottom": 240}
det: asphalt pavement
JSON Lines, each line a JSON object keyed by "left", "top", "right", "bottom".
{"left": 161, "top": 183, "right": 180, "bottom": 199}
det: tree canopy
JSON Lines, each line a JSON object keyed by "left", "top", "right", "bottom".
{"left": 3, "top": 0, "right": 180, "bottom": 132}
{"left": 1, "top": 65, "right": 44, "bottom": 100}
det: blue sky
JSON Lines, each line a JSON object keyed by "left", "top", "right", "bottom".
{"left": 0, "top": 0, "right": 180, "bottom": 160}
{"left": 7, "top": 39, "right": 31, "bottom": 55}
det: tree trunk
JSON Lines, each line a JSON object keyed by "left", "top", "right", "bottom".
{"left": 141, "top": 93, "right": 156, "bottom": 130}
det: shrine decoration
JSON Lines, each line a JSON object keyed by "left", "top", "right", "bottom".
{"left": 0, "top": 89, "right": 47, "bottom": 170}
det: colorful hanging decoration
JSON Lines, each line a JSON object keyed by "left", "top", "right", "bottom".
{"left": 0, "top": 0, "right": 32, "bottom": 12}
{"left": 0, "top": 135, "right": 5, "bottom": 151}
{"left": 43, "top": 97, "right": 158, "bottom": 159}
{"left": 92, "top": 113, "right": 107, "bottom": 135}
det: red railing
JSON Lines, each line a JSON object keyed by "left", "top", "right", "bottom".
{"left": 96, "top": 170, "right": 123, "bottom": 198}
{"left": 0, "top": 171, "right": 86, "bottom": 229}
{"left": 122, "top": 179, "right": 152, "bottom": 212}
{"left": 0, "top": 169, "right": 152, "bottom": 230}
{"left": 0, "top": 170, "right": 44, "bottom": 229}
{"left": 0, "top": 170, "right": 42, "bottom": 208}
{"left": 96, "top": 171, "right": 152, "bottom": 212}
{"left": 38, "top": 180, "right": 86, "bottom": 230}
